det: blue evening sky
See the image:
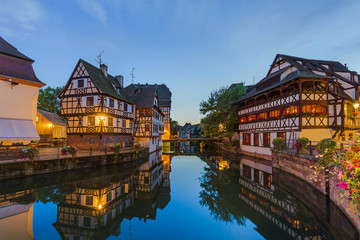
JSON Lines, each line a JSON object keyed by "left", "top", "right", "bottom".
{"left": 1, "top": 0, "right": 360, "bottom": 124}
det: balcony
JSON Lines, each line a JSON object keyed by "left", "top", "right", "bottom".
{"left": 61, "top": 106, "right": 134, "bottom": 119}
{"left": 67, "top": 126, "right": 132, "bottom": 134}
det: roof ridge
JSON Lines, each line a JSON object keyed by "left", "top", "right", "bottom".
{"left": 278, "top": 53, "right": 343, "bottom": 65}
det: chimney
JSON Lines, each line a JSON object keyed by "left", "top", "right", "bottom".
{"left": 115, "top": 75, "right": 124, "bottom": 88}
{"left": 100, "top": 64, "right": 108, "bottom": 78}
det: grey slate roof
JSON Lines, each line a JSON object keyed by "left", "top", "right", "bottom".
{"left": 0, "top": 37, "right": 33, "bottom": 62}
{"left": 123, "top": 83, "right": 172, "bottom": 107}
{"left": 79, "top": 59, "right": 133, "bottom": 104}
{"left": 38, "top": 110, "right": 67, "bottom": 126}
{"left": 120, "top": 84, "right": 158, "bottom": 109}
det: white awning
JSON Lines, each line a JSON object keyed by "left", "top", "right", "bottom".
{"left": 0, "top": 119, "right": 40, "bottom": 140}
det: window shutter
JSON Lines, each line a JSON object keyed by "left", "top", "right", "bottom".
{"left": 73, "top": 79, "right": 77, "bottom": 89}
{"left": 84, "top": 78, "right": 88, "bottom": 88}
{"left": 94, "top": 96, "right": 98, "bottom": 106}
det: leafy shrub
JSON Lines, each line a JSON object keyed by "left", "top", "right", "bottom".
{"left": 19, "top": 146, "right": 39, "bottom": 161}
{"left": 273, "top": 137, "right": 285, "bottom": 151}
{"left": 294, "top": 137, "right": 309, "bottom": 153}
{"left": 317, "top": 138, "right": 336, "bottom": 154}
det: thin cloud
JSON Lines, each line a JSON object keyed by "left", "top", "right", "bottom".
{"left": 0, "top": 0, "right": 45, "bottom": 36}
{"left": 76, "top": 0, "right": 107, "bottom": 25}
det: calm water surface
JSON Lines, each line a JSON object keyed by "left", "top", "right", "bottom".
{"left": 0, "top": 150, "right": 358, "bottom": 240}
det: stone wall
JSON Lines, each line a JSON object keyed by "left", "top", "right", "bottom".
{"left": 67, "top": 134, "right": 132, "bottom": 151}
{"left": 272, "top": 150, "right": 360, "bottom": 234}
{"left": 0, "top": 148, "right": 148, "bottom": 180}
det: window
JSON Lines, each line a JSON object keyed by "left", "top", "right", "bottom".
{"left": 240, "top": 117, "right": 247, "bottom": 123}
{"left": 106, "top": 192, "right": 112, "bottom": 202}
{"left": 264, "top": 172, "right": 271, "bottom": 188}
{"left": 144, "top": 176, "right": 149, "bottom": 184}
{"left": 257, "top": 112, "right": 267, "bottom": 121}
{"left": 85, "top": 196, "right": 93, "bottom": 206}
{"left": 263, "top": 133, "right": 270, "bottom": 147}
{"left": 118, "top": 101, "right": 122, "bottom": 110}
{"left": 163, "top": 107, "right": 168, "bottom": 112}
{"left": 277, "top": 132, "right": 286, "bottom": 140}
{"left": 109, "top": 98, "right": 114, "bottom": 108}
{"left": 108, "top": 117, "right": 113, "bottom": 127}
{"left": 254, "top": 133, "right": 259, "bottom": 146}
{"left": 243, "top": 133, "right": 251, "bottom": 145}
{"left": 283, "top": 106, "right": 298, "bottom": 117}
{"left": 83, "top": 217, "right": 91, "bottom": 227}
{"left": 248, "top": 115, "right": 256, "bottom": 122}
{"left": 254, "top": 169, "right": 259, "bottom": 183}
{"left": 302, "top": 105, "right": 327, "bottom": 116}
{"left": 269, "top": 110, "right": 280, "bottom": 119}
{"left": 243, "top": 165, "right": 251, "bottom": 179}
{"left": 86, "top": 97, "right": 94, "bottom": 106}
{"left": 145, "top": 124, "right": 150, "bottom": 132}
{"left": 121, "top": 185, "right": 125, "bottom": 194}
{"left": 78, "top": 79, "right": 84, "bottom": 88}
{"left": 122, "top": 119, "right": 127, "bottom": 128}
{"left": 88, "top": 116, "right": 95, "bottom": 126}
{"left": 124, "top": 103, "right": 128, "bottom": 111}
{"left": 115, "top": 188, "right": 119, "bottom": 196}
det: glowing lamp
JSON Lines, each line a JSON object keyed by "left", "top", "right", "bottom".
{"left": 100, "top": 116, "right": 105, "bottom": 120}
{"left": 354, "top": 103, "right": 359, "bottom": 109}
{"left": 98, "top": 204, "right": 102, "bottom": 209}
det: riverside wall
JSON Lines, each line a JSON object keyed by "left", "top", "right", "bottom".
{"left": 0, "top": 148, "right": 149, "bottom": 180}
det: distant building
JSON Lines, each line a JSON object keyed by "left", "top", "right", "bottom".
{"left": 121, "top": 84, "right": 164, "bottom": 153}
{"left": 36, "top": 110, "right": 67, "bottom": 142}
{"left": 235, "top": 54, "right": 360, "bottom": 157}
{"left": 0, "top": 37, "right": 45, "bottom": 145}
{"left": 58, "top": 59, "right": 135, "bottom": 150}
{"left": 178, "top": 123, "right": 203, "bottom": 138}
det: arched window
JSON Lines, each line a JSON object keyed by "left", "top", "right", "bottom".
{"left": 248, "top": 115, "right": 256, "bottom": 122}
{"left": 269, "top": 110, "right": 280, "bottom": 119}
{"left": 283, "top": 106, "right": 298, "bottom": 117}
{"left": 302, "top": 105, "right": 327, "bottom": 116}
{"left": 257, "top": 112, "right": 267, "bottom": 120}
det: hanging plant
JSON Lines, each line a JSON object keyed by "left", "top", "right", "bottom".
{"left": 19, "top": 146, "right": 39, "bottom": 162}
{"left": 133, "top": 142, "right": 140, "bottom": 154}
{"left": 110, "top": 143, "right": 122, "bottom": 158}
{"left": 61, "top": 146, "right": 77, "bottom": 159}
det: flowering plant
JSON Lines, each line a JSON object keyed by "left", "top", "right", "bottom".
{"left": 133, "top": 142, "right": 140, "bottom": 154}
{"left": 294, "top": 137, "right": 309, "bottom": 153}
{"left": 19, "top": 146, "right": 39, "bottom": 161}
{"left": 61, "top": 146, "right": 77, "bottom": 158}
{"left": 349, "top": 111, "right": 358, "bottom": 119}
{"left": 273, "top": 137, "right": 285, "bottom": 151}
{"left": 313, "top": 135, "right": 360, "bottom": 217}
{"left": 110, "top": 143, "right": 121, "bottom": 158}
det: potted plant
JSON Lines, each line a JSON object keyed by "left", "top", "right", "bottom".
{"left": 19, "top": 146, "right": 39, "bottom": 162}
{"left": 273, "top": 137, "right": 285, "bottom": 151}
{"left": 294, "top": 137, "right": 309, "bottom": 154}
{"left": 61, "top": 146, "right": 77, "bottom": 159}
{"left": 110, "top": 143, "right": 121, "bottom": 158}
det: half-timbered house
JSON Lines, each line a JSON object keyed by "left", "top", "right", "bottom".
{"left": 58, "top": 59, "right": 135, "bottom": 150}
{"left": 121, "top": 84, "right": 165, "bottom": 153}
{"left": 156, "top": 84, "right": 172, "bottom": 139}
{"left": 235, "top": 54, "right": 360, "bottom": 157}
{"left": 0, "top": 37, "right": 45, "bottom": 145}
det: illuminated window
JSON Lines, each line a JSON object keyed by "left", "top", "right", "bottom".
{"left": 283, "top": 106, "right": 298, "bottom": 117}
{"left": 88, "top": 117, "right": 95, "bottom": 126}
{"left": 257, "top": 112, "right": 267, "bottom": 120}
{"left": 254, "top": 133, "right": 259, "bottom": 146}
{"left": 264, "top": 172, "right": 271, "bottom": 188}
{"left": 243, "top": 165, "right": 251, "bottom": 179}
{"left": 277, "top": 132, "right": 286, "bottom": 140}
{"left": 243, "top": 133, "right": 251, "bottom": 145}
{"left": 302, "top": 105, "right": 327, "bottom": 115}
{"left": 263, "top": 133, "right": 270, "bottom": 147}
{"left": 240, "top": 117, "right": 247, "bottom": 123}
{"left": 108, "top": 117, "right": 113, "bottom": 127}
{"left": 85, "top": 196, "right": 93, "bottom": 205}
{"left": 269, "top": 110, "right": 280, "bottom": 118}
{"left": 248, "top": 115, "right": 256, "bottom": 122}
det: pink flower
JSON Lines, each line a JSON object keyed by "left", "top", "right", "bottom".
{"left": 337, "top": 171, "right": 344, "bottom": 180}
{"left": 339, "top": 181, "right": 348, "bottom": 190}
{"left": 349, "top": 141, "right": 355, "bottom": 145}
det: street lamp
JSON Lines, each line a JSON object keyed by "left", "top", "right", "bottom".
{"left": 354, "top": 103, "right": 359, "bottom": 110}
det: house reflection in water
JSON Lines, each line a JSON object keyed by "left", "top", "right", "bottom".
{"left": 53, "top": 150, "right": 170, "bottom": 240}
{"left": 239, "top": 157, "right": 327, "bottom": 239}
{"left": 0, "top": 191, "right": 35, "bottom": 240}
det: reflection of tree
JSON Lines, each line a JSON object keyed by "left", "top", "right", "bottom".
{"left": 199, "top": 160, "right": 246, "bottom": 225}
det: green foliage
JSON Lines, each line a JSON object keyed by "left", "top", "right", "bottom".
{"left": 317, "top": 138, "right": 336, "bottom": 154}
{"left": 199, "top": 83, "right": 247, "bottom": 138}
{"left": 37, "top": 86, "right": 63, "bottom": 115}
{"left": 170, "top": 119, "right": 178, "bottom": 136}
{"left": 272, "top": 137, "right": 285, "bottom": 151}
{"left": 111, "top": 143, "right": 122, "bottom": 158}
{"left": 294, "top": 137, "right": 309, "bottom": 153}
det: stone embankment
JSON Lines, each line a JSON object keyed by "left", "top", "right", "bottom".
{"left": 0, "top": 148, "right": 148, "bottom": 180}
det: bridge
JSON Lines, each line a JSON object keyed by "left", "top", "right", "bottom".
{"left": 163, "top": 138, "right": 222, "bottom": 142}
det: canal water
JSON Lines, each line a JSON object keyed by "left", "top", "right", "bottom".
{"left": 0, "top": 147, "right": 358, "bottom": 239}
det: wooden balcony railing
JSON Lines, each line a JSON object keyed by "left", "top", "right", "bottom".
{"left": 67, "top": 126, "right": 132, "bottom": 134}
{"left": 61, "top": 106, "right": 134, "bottom": 119}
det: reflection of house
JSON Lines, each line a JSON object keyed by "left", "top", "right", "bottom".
{"left": 36, "top": 110, "right": 67, "bottom": 142}
{"left": 0, "top": 37, "right": 45, "bottom": 145}
{"left": 235, "top": 54, "right": 360, "bottom": 156}
{"left": 58, "top": 59, "right": 135, "bottom": 150}
{"left": 122, "top": 84, "right": 165, "bottom": 153}
{"left": 239, "top": 158, "right": 327, "bottom": 239}
{"left": 53, "top": 175, "right": 134, "bottom": 240}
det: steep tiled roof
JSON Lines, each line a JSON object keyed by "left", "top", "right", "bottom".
{"left": 80, "top": 59, "right": 133, "bottom": 103}
{"left": 38, "top": 110, "right": 67, "bottom": 126}
{"left": 129, "top": 83, "right": 172, "bottom": 107}
{"left": 121, "top": 84, "right": 157, "bottom": 109}
{"left": 0, "top": 37, "right": 44, "bottom": 85}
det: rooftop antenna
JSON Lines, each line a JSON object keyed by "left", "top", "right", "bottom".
{"left": 131, "top": 67, "right": 135, "bottom": 83}
{"left": 95, "top": 50, "right": 104, "bottom": 65}
{"left": 253, "top": 76, "right": 255, "bottom": 85}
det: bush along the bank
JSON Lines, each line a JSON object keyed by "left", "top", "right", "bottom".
{"left": 19, "top": 146, "right": 39, "bottom": 162}
{"left": 312, "top": 136, "right": 360, "bottom": 217}
{"left": 111, "top": 143, "right": 121, "bottom": 158}
{"left": 317, "top": 138, "right": 336, "bottom": 154}
{"left": 273, "top": 137, "right": 285, "bottom": 151}
{"left": 61, "top": 146, "right": 77, "bottom": 159}
{"left": 133, "top": 142, "right": 140, "bottom": 154}
{"left": 294, "top": 137, "right": 309, "bottom": 153}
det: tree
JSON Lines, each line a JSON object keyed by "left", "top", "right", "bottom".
{"left": 199, "top": 83, "right": 247, "bottom": 138}
{"left": 170, "top": 119, "right": 179, "bottom": 136}
{"left": 37, "top": 86, "right": 63, "bottom": 114}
